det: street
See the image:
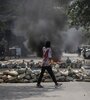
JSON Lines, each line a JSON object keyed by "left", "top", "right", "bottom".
{"left": 0, "top": 82, "right": 90, "bottom": 100}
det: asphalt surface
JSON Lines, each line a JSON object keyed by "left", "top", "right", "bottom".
{"left": 0, "top": 82, "right": 90, "bottom": 100}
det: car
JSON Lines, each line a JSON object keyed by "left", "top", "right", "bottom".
{"left": 80, "top": 45, "right": 90, "bottom": 59}
{"left": 82, "top": 49, "right": 90, "bottom": 59}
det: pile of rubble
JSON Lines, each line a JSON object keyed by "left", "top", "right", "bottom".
{"left": 0, "top": 68, "right": 40, "bottom": 83}
{"left": 0, "top": 59, "right": 90, "bottom": 83}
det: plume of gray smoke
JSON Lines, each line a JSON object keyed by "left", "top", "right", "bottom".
{"left": 1, "top": 0, "right": 83, "bottom": 58}
{"left": 62, "top": 28, "right": 82, "bottom": 52}
{"left": 12, "top": 0, "right": 70, "bottom": 58}
{"left": 10, "top": 0, "right": 83, "bottom": 58}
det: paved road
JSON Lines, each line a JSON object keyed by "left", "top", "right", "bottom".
{"left": 0, "top": 82, "right": 90, "bottom": 100}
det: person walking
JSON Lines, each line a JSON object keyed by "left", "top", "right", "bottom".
{"left": 37, "top": 41, "right": 62, "bottom": 88}
{"left": 77, "top": 47, "right": 81, "bottom": 56}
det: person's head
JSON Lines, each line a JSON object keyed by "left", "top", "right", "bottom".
{"left": 45, "top": 41, "right": 51, "bottom": 48}
{"left": 23, "top": 60, "right": 25, "bottom": 63}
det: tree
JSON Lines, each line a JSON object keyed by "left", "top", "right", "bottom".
{"left": 68, "top": 0, "right": 90, "bottom": 31}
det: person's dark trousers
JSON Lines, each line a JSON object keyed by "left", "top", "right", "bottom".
{"left": 37, "top": 66, "right": 58, "bottom": 85}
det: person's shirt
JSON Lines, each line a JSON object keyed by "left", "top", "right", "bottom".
{"left": 42, "top": 47, "right": 52, "bottom": 66}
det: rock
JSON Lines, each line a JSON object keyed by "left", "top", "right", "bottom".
{"left": 3, "top": 70, "right": 18, "bottom": 76}
{"left": 3, "top": 70, "right": 10, "bottom": 75}
{"left": 0, "top": 72, "right": 3, "bottom": 75}
{"left": 32, "top": 70, "right": 41, "bottom": 74}
{"left": 25, "top": 75, "right": 31, "bottom": 80}
{"left": 8, "top": 70, "right": 18, "bottom": 76}
{"left": 7, "top": 75, "right": 12, "bottom": 79}
{"left": 23, "top": 79, "right": 30, "bottom": 83}
{"left": 31, "top": 73, "right": 36, "bottom": 79}
{"left": 0, "top": 72, "right": 3, "bottom": 78}
{"left": 66, "top": 76, "right": 74, "bottom": 81}
{"left": 55, "top": 72, "right": 61, "bottom": 77}
{"left": 84, "top": 79, "right": 90, "bottom": 82}
{"left": 17, "top": 79, "right": 25, "bottom": 83}
{"left": 44, "top": 79, "right": 52, "bottom": 82}
{"left": 7, "top": 75, "right": 18, "bottom": 83}
{"left": 0, "top": 79, "right": 3, "bottom": 83}
{"left": 17, "top": 68, "right": 26, "bottom": 74}
{"left": 30, "top": 78, "right": 37, "bottom": 82}
{"left": 56, "top": 76, "right": 66, "bottom": 82}
{"left": 2, "top": 75, "right": 8, "bottom": 82}
{"left": 18, "top": 73, "right": 25, "bottom": 79}
{"left": 25, "top": 68, "right": 32, "bottom": 75}
{"left": 2, "top": 75, "right": 8, "bottom": 80}
{"left": 60, "top": 70, "right": 69, "bottom": 76}
{"left": 73, "top": 69, "right": 79, "bottom": 74}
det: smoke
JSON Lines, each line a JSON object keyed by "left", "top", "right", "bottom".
{"left": 8, "top": 0, "right": 82, "bottom": 58}
{"left": 0, "top": 0, "right": 84, "bottom": 59}
{"left": 62, "top": 28, "right": 82, "bottom": 52}
{"left": 11, "top": 0, "right": 69, "bottom": 58}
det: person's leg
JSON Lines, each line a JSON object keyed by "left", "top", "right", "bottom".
{"left": 37, "top": 67, "right": 45, "bottom": 86}
{"left": 46, "top": 66, "right": 58, "bottom": 85}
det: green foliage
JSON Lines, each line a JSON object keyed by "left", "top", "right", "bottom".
{"left": 68, "top": 0, "right": 90, "bottom": 31}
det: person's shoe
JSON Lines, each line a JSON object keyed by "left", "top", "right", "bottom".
{"left": 36, "top": 84, "right": 43, "bottom": 88}
{"left": 55, "top": 83, "right": 62, "bottom": 88}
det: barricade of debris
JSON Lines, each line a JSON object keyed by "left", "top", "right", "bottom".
{"left": 0, "top": 59, "right": 90, "bottom": 83}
